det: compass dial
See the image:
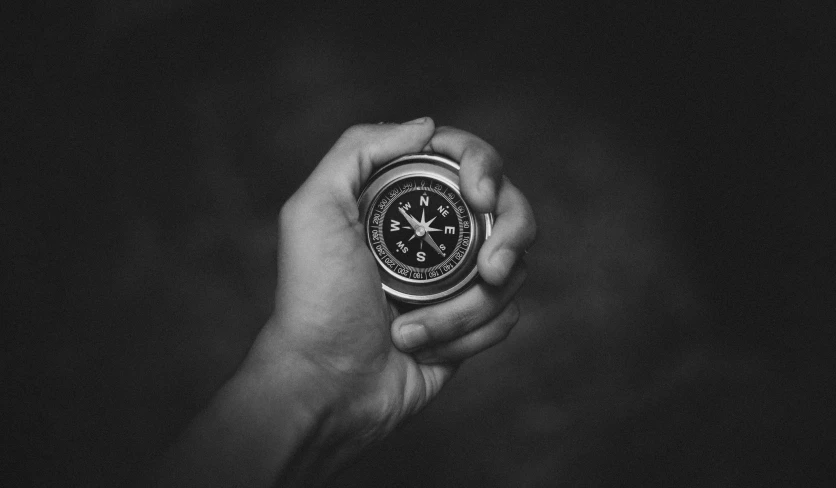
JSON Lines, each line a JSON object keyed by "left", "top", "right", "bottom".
{"left": 367, "top": 176, "right": 473, "bottom": 282}
{"left": 358, "top": 154, "right": 492, "bottom": 304}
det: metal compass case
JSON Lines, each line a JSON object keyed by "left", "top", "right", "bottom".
{"left": 358, "top": 154, "right": 493, "bottom": 304}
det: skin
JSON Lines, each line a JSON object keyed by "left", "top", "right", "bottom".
{"left": 144, "top": 118, "right": 537, "bottom": 487}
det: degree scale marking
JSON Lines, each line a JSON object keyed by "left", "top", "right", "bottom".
{"left": 370, "top": 177, "right": 470, "bottom": 281}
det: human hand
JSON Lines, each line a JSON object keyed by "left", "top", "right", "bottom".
{"left": 154, "top": 118, "right": 536, "bottom": 487}
{"left": 246, "top": 118, "right": 535, "bottom": 476}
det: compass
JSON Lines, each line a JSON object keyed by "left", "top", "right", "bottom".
{"left": 358, "top": 153, "right": 493, "bottom": 304}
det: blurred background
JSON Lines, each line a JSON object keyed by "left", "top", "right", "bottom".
{"left": 4, "top": 1, "right": 834, "bottom": 486}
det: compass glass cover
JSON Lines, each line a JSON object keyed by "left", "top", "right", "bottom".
{"left": 366, "top": 176, "right": 473, "bottom": 283}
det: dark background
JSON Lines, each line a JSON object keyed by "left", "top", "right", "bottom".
{"left": 4, "top": 1, "right": 835, "bottom": 486}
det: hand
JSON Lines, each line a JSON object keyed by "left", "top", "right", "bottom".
{"left": 149, "top": 118, "right": 536, "bottom": 487}
{"left": 264, "top": 118, "right": 535, "bottom": 478}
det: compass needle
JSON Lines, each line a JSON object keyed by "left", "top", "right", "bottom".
{"left": 398, "top": 207, "right": 422, "bottom": 232}
{"left": 423, "top": 232, "right": 445, "bottom": 257}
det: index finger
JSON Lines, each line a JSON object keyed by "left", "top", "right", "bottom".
{"left": 423, "top": 126, "right": 503, "bottom": 213}
{"left": 301, "top": 118, "right": 436, "bottom": 207}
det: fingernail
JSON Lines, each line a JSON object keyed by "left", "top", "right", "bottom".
{"left": 490, "top": 249, "right": 515, "bottom": 277}
{"left": 403, "top": 117, "right": 428, "bottom": 125}
{"left": 399, "top": 323, "right": 429, "bottom": 350}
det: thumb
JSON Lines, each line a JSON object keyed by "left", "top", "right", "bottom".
{"left": 304, "top": 118, "right": 436, "bottom": 205}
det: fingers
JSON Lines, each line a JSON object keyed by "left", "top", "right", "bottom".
{"left": 478, "top": 177, "right": 537, "bottom": 286}
{"left": 423, "top": 127, "right": 536, "bottom": 286}
{"left": 391, "top": 262, "right": 527, "bottom": 353}
{"left": 414, "top": 300, "right": 520, "bottom": 364}
{"left": 388, "top": 127, "right": 533, "bottom": 364}
{"left": 303, "top": 118, "right": 436, "bottom": 205}
{"left": 422, "top": 126, "right": 503, "bottom": 213}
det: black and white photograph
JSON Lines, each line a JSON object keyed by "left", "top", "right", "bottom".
{"left": 4, "top": 1, "right": 833, "bottom": 486}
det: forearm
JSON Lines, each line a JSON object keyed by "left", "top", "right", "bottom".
{"left": 142, "top": 343, "right": 339, "bottom": 487}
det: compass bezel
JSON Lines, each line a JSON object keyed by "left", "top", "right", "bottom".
{"left": 367, "top": 172, "right": 474, "bottom": 285}
{"left": 358, "top": 153, "right": 493, "bottom": 304}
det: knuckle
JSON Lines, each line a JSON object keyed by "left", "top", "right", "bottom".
{"left": 466, "top": 142, "right": 503, "bottom": 175}
{"left": 495, "top": 325, "right": 513, "bottom": 344}
{"left": 279, "top": 194, "right": 302, "bottom": 227}
{"left": 436, "top": 306, "right": 480, "bottom": 340}
{"left": 506, "top": 301, "right": 521, "bottom": 325}
{"left": 507, "top": 186, "right": 537, "bottom": 248}
{"left": 449, "top": 307, "right": 479, "bottom": 337}
{"left": 492, "top": 304, "right": 520, "bottom": 344}
{"left": 340, "top": 124, "right": 373, "bottom": 143}
{"left": 489, "top": 320, "right": 513, "bottom": 346}
{"left": 482, "top": 144, "right": 503, "bottom": 171}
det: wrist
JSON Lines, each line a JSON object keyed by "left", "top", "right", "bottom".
{"left": 234, "top": 341, "right": 340, "bottom": 485}
{"left": 242, "top": 317, "right": 403, "bottom": 481}
{"left": 236, "top": 321, "right": 377, "bottom": 484}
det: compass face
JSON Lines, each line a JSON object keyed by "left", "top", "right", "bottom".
{"left": 367, "top": 176, "right": 473, "bottom": 282}
{"left": 358, "top": 154, "right": 492, "bottom": 304}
